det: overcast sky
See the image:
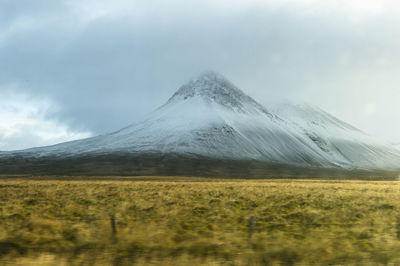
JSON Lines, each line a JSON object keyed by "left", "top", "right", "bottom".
{"left": 1, "top": 0, "right": 400, "bottom": 150}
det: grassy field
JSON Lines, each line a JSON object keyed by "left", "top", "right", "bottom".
{"left": 1, "top": 177, "right": 400, "bottom": 265}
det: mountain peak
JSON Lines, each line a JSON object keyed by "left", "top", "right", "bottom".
{"left": 194, "top": 70, "right": 228, "bottom": 82}
{"left": 168, "top": 71, "right": 267, "bottom": 113}
{"left": 170, "top": 71, "right": 238, "bottom": 99}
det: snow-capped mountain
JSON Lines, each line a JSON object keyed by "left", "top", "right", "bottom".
{"left": 1, "top": 71, "right": 400, "bottom": 171}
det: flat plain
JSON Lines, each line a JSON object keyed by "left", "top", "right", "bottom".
{"left": 1, "top": 176, "right": 400, "bottom": 265}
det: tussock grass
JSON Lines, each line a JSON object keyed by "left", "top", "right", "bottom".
{"left": 1, "top": 178, "right": 400, "bottom": 265}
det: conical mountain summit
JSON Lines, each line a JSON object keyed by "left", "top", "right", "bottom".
{"left": 168, "top": 71, "right": 271, "bottom": 115}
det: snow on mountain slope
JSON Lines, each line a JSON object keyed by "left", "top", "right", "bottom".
{"left": 1, "top": 71, "right": 400, "bottom": 170}
{"left": 273, "top": 102, "right": 400, "bottom": 169}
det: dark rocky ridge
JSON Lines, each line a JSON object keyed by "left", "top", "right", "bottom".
{"left": 0, "top": 152, "right": 397, "bottom": 179}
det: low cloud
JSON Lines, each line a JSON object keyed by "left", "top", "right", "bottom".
{"left": 0, "top": 86, "right": 91, "bottom": 151}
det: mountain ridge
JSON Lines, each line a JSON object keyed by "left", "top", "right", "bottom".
{"left": 1, "top": 71, "right": 399, "bottom": 175}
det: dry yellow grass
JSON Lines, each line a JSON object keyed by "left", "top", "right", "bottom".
{"left": 1, "top": 178, "right": 400, "bottom": 265}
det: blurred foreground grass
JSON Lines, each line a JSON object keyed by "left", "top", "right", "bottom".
{"left": 1, "top": 178, "right": 400, "bottom": 265}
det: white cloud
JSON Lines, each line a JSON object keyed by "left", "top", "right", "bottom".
{"left": 63, "top": 0, "right": 400, "bottom": 22}
{"left": 364, "top": 103, "right": 377, "bottom": 115}
{"left": 0, "top": 86, "right": 92, "bottom": 151}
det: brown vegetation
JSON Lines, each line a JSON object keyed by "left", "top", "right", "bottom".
{"left": 1, "top": 177, "right": 400, "bottom": 265}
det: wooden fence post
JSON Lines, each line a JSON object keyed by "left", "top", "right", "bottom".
{"left": 110, "top": 214, "right": 118, "bottom": 242}
{"left": 248, "top": 216, "right": 255, "bottom": 247}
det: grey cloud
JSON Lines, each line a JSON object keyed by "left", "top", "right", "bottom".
{"left": 1, "top": 1, "right": 400, "bottom": 146}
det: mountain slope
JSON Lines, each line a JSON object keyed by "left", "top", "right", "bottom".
{"left": 273, "top": 103, "right": 400, "bottom": 169}
{"left": 1, "top": 71, "right": 399, "bottom": 173}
